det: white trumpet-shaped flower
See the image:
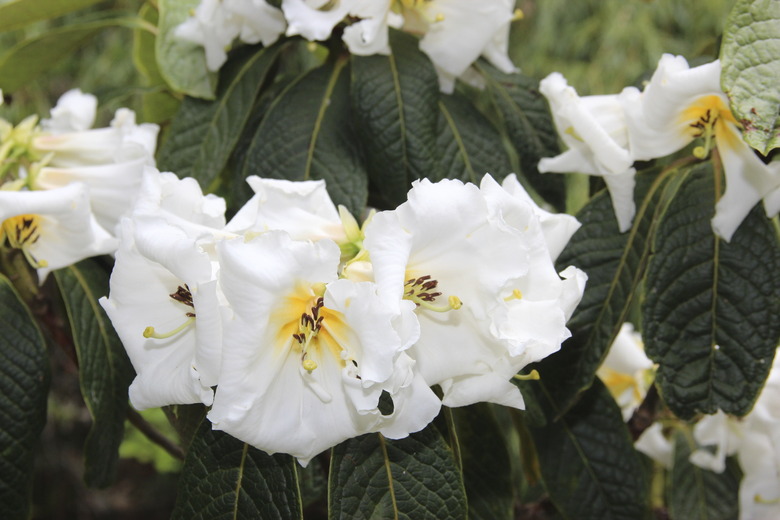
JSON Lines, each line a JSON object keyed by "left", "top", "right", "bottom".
{"left": 539, "top": 72, "right": 637, "bottom": 232}
{"left": 596, "top": 323, "right": 654, "bottom": 421}
{"left": 364, "top": 175, "right": 586, "bottom": 409}
{"left": 208, "top": 232, "right": 440, "bottom": 464}
{"left": 0, "top": 183, "right": 116, "bottom": 280}
{"left": 31, "top": 90, "right": 159, "bottom": 235}
{"left": 624, "top": 55, "right": 780, "bottom": 241}
{"left": 100, "top": 171, "right": 229, "bottom": 410}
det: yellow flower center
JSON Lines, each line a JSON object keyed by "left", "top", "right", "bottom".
{"left": 600, "top": 367, "right": 645, "bottom": 404}
{"left": 273, "top": 284, "right": 350, "bottom": 373}
{"left": 1, "top": 214, "right": 48, "bottom": 268}
{"left": 680, "top": 94, "right": 739, "bottom": 159}
{"left": 404, "top": 274, "right": 462, "bottom": 312}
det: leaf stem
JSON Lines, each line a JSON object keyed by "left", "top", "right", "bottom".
{"left": 126, "top": 408, "right": 185, "bottom": 460}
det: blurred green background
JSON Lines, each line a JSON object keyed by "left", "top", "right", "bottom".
{"left": 0, "top": 0, "right": 734, "bottom": 518}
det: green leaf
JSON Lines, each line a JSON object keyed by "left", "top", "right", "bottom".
{"left": 239, "top": 59, "right": 368, "bottom": 216}
{"left": 158, "top": 43, "right": 283, "bottom": 190}
{"left": 451, "top": 405, "right": 513, "bottom": 520}
{"left": 643, "top": 163, "right": 780, "bottom": 419}
{"left": 526, "top": 379, "right": 649, "bottom": 520}
{"left": 329, "top": 425, "right": 467, "bottom": 520}
{"left": 434, "top": 92, "right": 514, "bottom": 184}
{"left": 133, "top": 3, "right": 165, "bottom": 85}
{"left": 171, "top": 418, "right": 303, "bottom": 519}
{"left": 667, "top": 429, "right": 741, "bottom": 520}
{"left": 477, "top": 61, "right": 566, "bottom": 210}
{"left": 54, "top": 259, "right": 135, "bottom": 488}
{"left": 156, "top": 0, "right": 217, "bottom": 99}
{"left": 534, "top": 167, "right": 670, "bottom": 413}
{"left": 350, "top": 30, "right": 441, "bottom": 209}
{"left": 0, "top": 16, "right": 149, "bottom": 92}
{"left": 721, "top": 0, "right": 780, "bottom": 154}
{"left": 0, "top": 0, "right": 102, "bottom": 32}
{"left": 0, "top": 273, "right": 48, "bottom": 520}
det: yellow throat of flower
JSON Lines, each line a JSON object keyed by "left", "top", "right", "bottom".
{"left": 1, "top": 214, "right": 48, "bottom": 268}
{"left": 680, "top": 94, "right": 739, "bottom": 160}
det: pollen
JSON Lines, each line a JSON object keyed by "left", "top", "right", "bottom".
{"left": 404, "top": 274, "right": 462, "bottom": 313}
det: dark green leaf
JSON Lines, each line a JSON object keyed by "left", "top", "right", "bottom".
{"left": 477, "top": 62, "right": 566, "bottom": 210}
{"left": 158, "top": 43, "right": 284, "bottom": 190}
{"left": 667, "top": 429, "right": 741, "bottom": 520}
{"left": 239, "top": 59, "right": 367, "bottom": 216}
{"left": 434, "top": 92, "right": 514, "bottom": 184}
{"left": 54, "top": 259, "right": 135, "bottom": 488}
{"left": 643, "top": 163, "right": 780, "bottom": 418}
{"left": 535, "top": 167, "right": 670, "bottom": 413}
{"left": 526, "top": 379, "right": 649, "bottom": 520}
{"left": 452, "top": 404, "right": 513, "bottom": 520}
{"left": 0, "top": 0, "right": 102, "bottom": 32}
{"left": 721, "top": 0, "right": 780, "bottom": 154}
{"left": 0, "top": 16, "right": 148, "bottom": 92}
{"left": 0, "top": 273, "right": 48, "bottom": 519}
{"left": 350, "top": 30, "right": 441, "bottom": 209}
{"left": 156, "top": 0, "right": 217, "bottom": 99}
{"left": 329, "top": 425, "right": 467, "bottom": 520}
{"left": 171, "top": 418, "right": 303, "bottom": 520}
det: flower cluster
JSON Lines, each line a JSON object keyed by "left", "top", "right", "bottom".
{"left": 176, "top": 0, "right": 519, "bottom": 92}
{"left": 636, "top": 351, "right": 780, "bottom": 520}
{"left": 0, "top": 90, "right": 158, "bottom": 279}
{"left": 539, "top": 54, "right": 780, "bottom": 240}
{"left": 100, "top": 169, "right": 586, "bottom": 464}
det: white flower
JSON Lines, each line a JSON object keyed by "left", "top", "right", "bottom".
{"left": 224, "top": 0, "right": 286, "bottom": 46}
{"left": 341, "top": 0, "right": 402, "bottom": 56}
{"left": 100, "top": 172, "right": 228, "bottom": 410}
{"left": 596, "top": 323, "right": 654, "bottom": 421}
{"left": 208, "top": 231, "right": 440, "bottom": 464}
{"left": 634, "top": 422, "right": 673, "bottom": 469}
{"left": 538, "top": 72, "right": 637, "bottom": 232}
{"left": 624, "top": 55, "right": 780, "bottom": 241}
{"left": 176, "top": 0, "right": 243, "bottom": 71}
{"left": 738, "top": 430, "right": 780, "bottom": 520}
{"left": 282, "top": 0, "right": 355, "bottom": 42}
{"left": 688, "top": 410, "right": 743, "bottom": 473}
{"left": 363, "top": 175, "right": 585, "bottom": 409}
{"left": 31, "top": 91, "right": 159, "bottom": 235}
{"left": 0, "top": 183, "right": 116, "bottom": 280}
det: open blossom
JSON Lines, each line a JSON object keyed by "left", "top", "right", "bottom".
{"left": 100, "top": 171, "right": 227, "bottom": 410}
{"left": 624, "top": 55, "right": 780, "bottom": 241}
{"left": 176, "top": 0, "right": 285, "bottom": 71}
{"left": 0, "top": 183, "right": 116, "bottom": 280}
{"left": 30, "top": 89, "right": 159, "bottom": 235}
{"left": 538, "top": 72, "right": 637, "bottom": 232}
{"left": 364, "top": 175, "right": 586, "bottom": 408}
{"left": 596, "top": 323, "right": 654, "bottom": 421}
{"left": 208, "top": 231, "right": 440, "bottom": 464}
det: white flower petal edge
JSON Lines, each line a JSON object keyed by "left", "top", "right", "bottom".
{"left": 223, "top": 0, "right": 286, "bottom": 46}
{"left": 634, "top": 423, "right": 674, "bottom": 469}
{"left": 226, "top": 176, "right": 346, "bottom": 243}
{"left": 175, "top": 0, "right": 242, "bottom": 71}
{"left": 364, "top": 176, "right": 585, "bottom": 409}
{"left": 538, "top": 72, "right": 636, "bottom": 232}
{"left": 40, "top": 89, "right": 97, "bottom": 133}
{"left": 282, "top": 0, "right": 355, "bottom": 42}
{"left": 209, "top": 232, "right": 439, "bottom": 465}
{"left": 596, "top": 323, "right": 654, "bottom": 422}
{"left": 0, "top": 184, "right": 116, "bottom": 280}
{"left": 100, "top": 218, "right": 221, "bottom": 410}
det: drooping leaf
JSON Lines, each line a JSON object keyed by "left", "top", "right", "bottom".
{"left": 350, "top": 29, "right": 441, "bottom": 209}
{"left": 157, "top": 43, "right": 284, "bottom": 190}
{"left": 171, "top": 418, "right": 303, "bottom": 519}
{"left": 329, "top": 425, "right": 467, "bottom": 519}
{"left": 54, "top": 259, "right": 135, "bottom": 488}
{"left": 0, "top": 16, "right": 149, "bottom": 92}
{"left": 434, "top": 92, "right": 514, "bottom": 184}
{"left": 0, "top": 0, "right": 102, "bottom": 32}
{"left": 451, "top": 404, "right": 514, "bottom": 520}
{"left": 526, "top": 379, "right": 649, "bottom": 520}
{"left": 156, "top": 0, "right": 217, "bottom": 99}
{"left": 239, "top": 59, "right": 367, "bottom": 216}
{"left": 721, "top": 0, "right": 780, "bottom": 154}
{"left": 477, "top": 61, "right": 566, "bottom": 211}
{"left": 0, "top": 273, "right": 48, "bottom": 519}
{"left": 643, "top": 162, "right": 780, "bottom": 419}
{"left": 667, "top": 429, "right": 741, "bottom": 520}
{"left": 133, "top": 3, "right": 165, "bottom": 85}
{"left": 534, "top": 167, "right": 670, "bottom": 413}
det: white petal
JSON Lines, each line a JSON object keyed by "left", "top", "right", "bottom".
{"left": 634, "top": 423, "right": 673, "bottom": 469}
{"left": 41, "top": 89, "right": 97, "bottom": 133}
{"left": 689, "top": 410, "right": 743, "bottom": 473}
{"left": 602, "top": 167, "right": 637, "bottom": 233}
{"left": 282, "top": 0, "right": 354, "bottom": 41}
{"left": 341, "top": 0, "right": 392, "bottom": 56}
{"left": 224, "top": 0, "right": 286, "bottom": 45}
